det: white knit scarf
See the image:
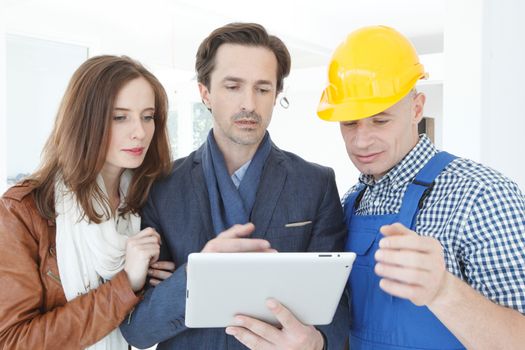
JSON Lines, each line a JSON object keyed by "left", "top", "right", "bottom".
{"left": 55, "top": 170, "right": 140, "bottom": 350}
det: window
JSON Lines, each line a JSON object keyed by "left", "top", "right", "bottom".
{"left": 6, "top": 34, "right": 88, "bottom": 185}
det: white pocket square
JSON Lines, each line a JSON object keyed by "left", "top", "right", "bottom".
{"left": 284, "top": 221, "right": 312, "bottom": 228}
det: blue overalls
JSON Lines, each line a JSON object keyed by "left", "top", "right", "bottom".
{"left": 344, "top": 152, "right": 466, "bottom": 349}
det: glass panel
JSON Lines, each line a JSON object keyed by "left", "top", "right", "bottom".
{"left": 192, "top": 102, "right": 212, "bottom": 150}
{"left": 6, "top": 34, "right": 88, "bottom": 185}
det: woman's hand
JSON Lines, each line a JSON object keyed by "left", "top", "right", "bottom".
{"left": 124, "top": 227, "right": 161, "bottom": 292}
{"left": 148, "top": 261, "right": 176, "bottom": 287}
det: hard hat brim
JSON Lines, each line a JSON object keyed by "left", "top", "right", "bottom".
{"left": 316, "top": 68, "right": 428, "bottom": 122}
{"left": 317, "top": 90, "right": 408, "bottom": 122}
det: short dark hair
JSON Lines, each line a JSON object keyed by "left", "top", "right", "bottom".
{"left": 195, "top": 22, "right": 291, "bottom": 94}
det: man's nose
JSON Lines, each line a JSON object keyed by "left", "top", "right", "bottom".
{"left": 240, "top": 89, "right": 256, "bottom": 112}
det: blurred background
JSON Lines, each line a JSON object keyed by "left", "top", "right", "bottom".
{"left": 1, "top": 0, "right": 524, "bottom": 196}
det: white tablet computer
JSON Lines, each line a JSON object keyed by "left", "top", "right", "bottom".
{"left": 185, "top": 252, "right": 356, "bottom": 328}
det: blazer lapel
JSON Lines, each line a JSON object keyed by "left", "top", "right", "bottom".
{"left": 250, "top": 146, "right": 287, "bottom": 239}
{"left": 191, "top": 146, "right": 215, "bottom": 240}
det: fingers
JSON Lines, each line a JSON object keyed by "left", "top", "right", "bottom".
{"left": 378, "top": 278, "right": 423, "bottom": 302}
{"left": 266, "top": 299, "right": 301, "bottom": 332}
{"left": 226, "top": 325, "right": 272, "bottom": 350}
{"left": 150, "top": 261, "right": 176, "bottom": 272}
{"left": 375, "top": 249, "right": 436, "bottom": 270}
{"left": 218, "top": 223, "right": 256, "bottom": 239}
{"left": 202, "top": 238, "right": 271, "bottom": 253}
{"left": 226, "top": 300, "right": 324, "bottom": 350}
{"left": 127, "top": 228, "right": 162, "bottom": 264}
{"left": 263, "top": 248, "right": 278, "bottom": 253}
{"left": 148, "top": 261, "right": 176, "bottom": 286}
{"left": 127, "top": 242, "right": 160, "bottom": 256}
{"left": 135, "top": 227, "right": 162, "bottom": 240}
{"left": 148, "top": 266, "right": 173, "bottom": 281}
{"left": 149, "top": 278, "right": 161, "bottom": 287}
{"left": 379, "top": 227, "right": 441, "bottom": 253}
{"left": 375, "top": 262, "right": 433, "bottom": 286}
{"left": 380, "top": 222, "right": 415, "bottom": 236}
{"left": 202, "top": 223, "right": 277, "bottom": 253}
{"left": 150, "top": 252, "right": 160, "bottom": 265}
{"left": 374, "top": 226, "right": 449, "bottom": 307}
{"left": 229, "top": 315, "right": 281, "bottom": 345}
{"left": 141, "top": 244, "right": 161, "bottom": 265}
{"left": 128, "top": 235, "right": 161, "bottom": 248}
{"left": 124, "top": 232, "right": 161, "bottom": 292}
{"left": 224, "top": 238, "right": 271, "bottom": 252}
{"left": 128, "top": 228, "right": 162, "bottom": 250}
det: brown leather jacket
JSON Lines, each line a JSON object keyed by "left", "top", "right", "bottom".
{"left": 0, "top": 184, "right": 140, "bottom": 349}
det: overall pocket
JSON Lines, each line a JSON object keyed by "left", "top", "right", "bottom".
{"left": 346, "top": 228, "right": 376, "bottom": 330}
{"left": 346, "top": 228, "right": 395, "bottom": 333}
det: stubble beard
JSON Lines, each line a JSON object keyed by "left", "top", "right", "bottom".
{"left": 228, "top": 111, "right": 264, "bottom": 146}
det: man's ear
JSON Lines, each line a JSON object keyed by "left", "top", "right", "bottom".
{"left": 412, "top": 92, "right": 426, "bottom": 124}
{"left": 198, "top": 83, "right": 211, "bottom": 109}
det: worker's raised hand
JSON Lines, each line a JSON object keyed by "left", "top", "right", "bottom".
{"left": 374, "top": 222, "right": 450, "bottom": 307}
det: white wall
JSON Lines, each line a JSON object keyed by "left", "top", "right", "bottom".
{"left": 269, "top": 67, "right": 360, "bottom": 197}
{"left": 480, "top": 0, "right": 525, "bottom": 189}
{"left": 444, "top": 0, "right": 525, "bottom": 189}
{"left": 4, "top": 0, "right": 175, "bottom": 68}
{"left": 443, "top": 0, "right": 483, "bottom": 162}
{"left": 6, "top": 35, "right": 88, "bottom": 181}
{"left": 418, "top": 53, "right": 444, "bottom": 148}
{"left": 4, "top": 0, "right": 525, "bottom": 193}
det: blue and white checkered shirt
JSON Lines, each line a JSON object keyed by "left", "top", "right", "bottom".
{"left": 345, "top": 134, "right": 525, "bottom": 314}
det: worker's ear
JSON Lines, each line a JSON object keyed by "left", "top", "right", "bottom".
{"left": 412, "top": 91, "right": 426, "bottom": 124}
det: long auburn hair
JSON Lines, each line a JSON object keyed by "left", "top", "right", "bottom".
{"left": 27, "top": 55, "right": 172, "bottom": 223}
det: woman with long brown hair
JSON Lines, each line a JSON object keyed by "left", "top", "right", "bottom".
{"left": 0, "top": 55, "right": 173, "bottom": 349}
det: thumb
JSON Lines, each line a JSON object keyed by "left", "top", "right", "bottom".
{"left": 218, "top": 223, "right": 255, "bottom": 239}
{"left": 379, "top": 222, "right": 416, "bottom": 237}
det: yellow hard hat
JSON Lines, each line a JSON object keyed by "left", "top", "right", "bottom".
{"left": 317, "top": 25, "right": 427, "bottom": 122}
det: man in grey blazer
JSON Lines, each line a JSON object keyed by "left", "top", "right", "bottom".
{"left": 120, "top": 22, "right": 349, "bottom": 349}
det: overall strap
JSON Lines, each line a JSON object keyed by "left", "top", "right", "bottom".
{"left": 398, "top": 152, "right": 457, "bottom": 229}
{"left": 343, "top": 184, "right": 367, "bottom": 218}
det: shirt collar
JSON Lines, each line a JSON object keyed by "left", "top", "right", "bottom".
{"left": 231, "top": 159, "right": 252, "bottom": 189}
{"left": 359, "top": 134, "right": 438, "bottom": 189}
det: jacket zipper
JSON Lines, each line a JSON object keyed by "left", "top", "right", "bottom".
{"left": 46, "top": 269, "right": 62, "bottom": 284}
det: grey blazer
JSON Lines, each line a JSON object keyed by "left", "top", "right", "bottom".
{"left": 120, "top": 142, "right": 349, "bottom": 349}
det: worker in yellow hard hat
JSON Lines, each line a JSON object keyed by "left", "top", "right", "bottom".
{"left": 318, "top": 25, "right": 525, "bottom": 349}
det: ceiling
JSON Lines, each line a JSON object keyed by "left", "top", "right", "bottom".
{"left": 3, "top": 0, "right": 444, "bottom": 70}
